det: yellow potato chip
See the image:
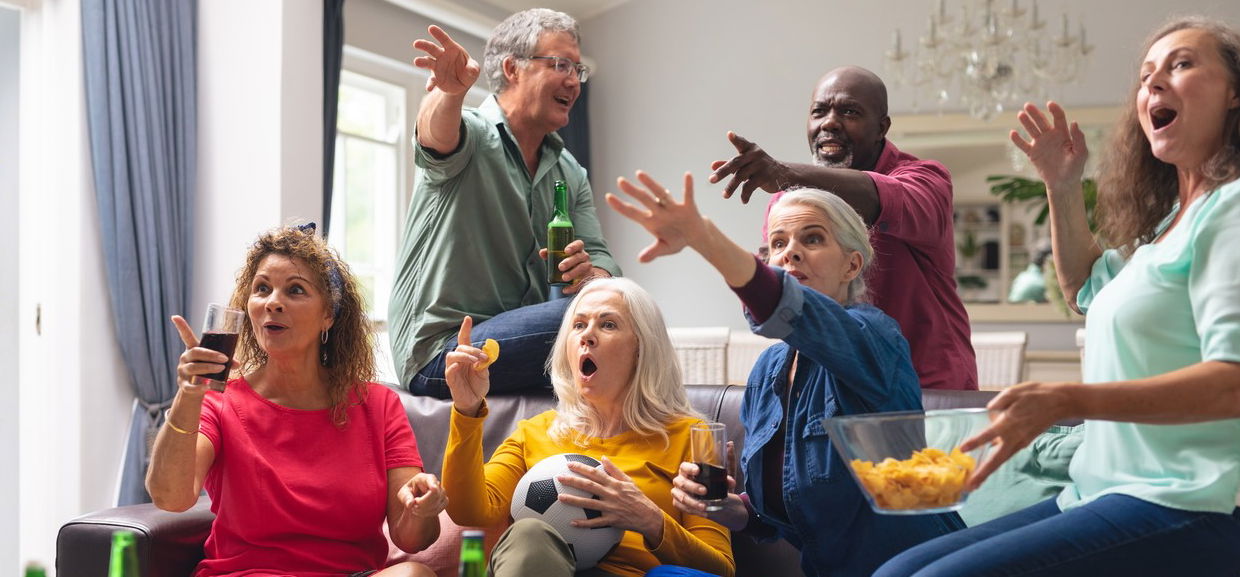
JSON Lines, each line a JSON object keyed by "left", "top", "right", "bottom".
{"left": 850, "top": 447, "right": 976, "bottom": 510}
{"left": 478, "top": 338, "right": 500, "bottom": 370}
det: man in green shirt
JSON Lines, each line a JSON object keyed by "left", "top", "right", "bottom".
{"left": 391, "top": 9, "right": 619, "bottom": 397}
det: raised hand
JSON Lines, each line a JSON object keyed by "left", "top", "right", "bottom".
{"left": 558, "top": 457, "right": 665, "bottom": 544}
{"left": 398, "top": 472, "right": 449, "bottom": 519}
{"left": 170, "top": 315, "right": 228, "bottom": 393}
{"left": 443, "top": 316, "right": 491, "bottom": 416}
{"left": 411, "top": 25, "right": 480, "bottom": 95}
{"left": 709, "top": 132, "right": 794, "bottom": 204}
{"left": 606, "top": 171, "right": 707, "bottom": 263}
{"left": 1010, "top": 102, "right": 1089, "bottom": 194}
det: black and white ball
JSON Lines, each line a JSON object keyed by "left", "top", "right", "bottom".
{"left": 510, "top": 453, "right": 624, "bottom": 569}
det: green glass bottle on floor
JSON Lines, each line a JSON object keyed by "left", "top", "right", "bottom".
{"left": 108, "top": 530, "right": 139, "bottom": 577}
{"left": 458, "top": 529, "right": 486, "bottom": 577}
{"left": 23, "top": 562, "right": 47, "bottom": 577}
{"left": 547, "top": 179, "right": 575, "bottom": 286}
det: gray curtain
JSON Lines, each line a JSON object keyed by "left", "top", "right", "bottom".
{"left": 81, "top": 0, "right": 197, "bottom": 506}
{"left": 559, "top": 82, "right": 591, "bottom": 174}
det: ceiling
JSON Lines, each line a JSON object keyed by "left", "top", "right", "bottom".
{"left": 475, "top": 0, "right": 631, "bottom": 21}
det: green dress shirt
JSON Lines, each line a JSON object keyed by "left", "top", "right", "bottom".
{"left": 388, "top": 95, "right": 620, "bottom": 387}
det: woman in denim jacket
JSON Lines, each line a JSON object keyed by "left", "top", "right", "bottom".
{"left": 607, "top": 172, "right": 964, "bottom": 577}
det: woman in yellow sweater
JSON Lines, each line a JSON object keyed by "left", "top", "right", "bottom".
{"left": 441, "top": 277, "right": 735, "bottom": 577}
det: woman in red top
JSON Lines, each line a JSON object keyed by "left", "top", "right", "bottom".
{"left": 148, "top": 224, "right": 444, "bottom": 577}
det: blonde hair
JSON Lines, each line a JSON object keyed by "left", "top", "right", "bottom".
{"left": 545, "top": 278, "right": 700, "bottom": 445}
{"left": 228, "top": 224, "right": 374, "bottom": 426}
{"left": 770, "top": 188, "right": 875, "bottom": 304}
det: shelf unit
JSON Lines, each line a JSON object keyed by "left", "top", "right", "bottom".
{"left": 888, "top": 106, "right": 1120, "bottom": 321}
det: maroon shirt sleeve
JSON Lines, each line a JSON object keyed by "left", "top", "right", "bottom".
{"left": 869, "top": 159, "right": 953, "bottom": 250}
{"left": 730, "top": 255, "right": 783, "bottom": 325}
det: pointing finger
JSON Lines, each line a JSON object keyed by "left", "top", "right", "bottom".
{"left": 457, "top": 316, "right": 474, "bottom": 347}
{"left": 171, "top": 315, "right": 199, "bottom": 348}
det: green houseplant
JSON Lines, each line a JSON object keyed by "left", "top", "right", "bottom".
{"left": 986, "top": 175, "right": 1098, "bottom": 232}
{"left": 986, "top": 175, "right": 1099, "bottom": 316}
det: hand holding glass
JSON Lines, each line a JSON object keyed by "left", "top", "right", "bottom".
{"left": 690, "top": 422, "right": 728, "bottom": 511}
{"left": 198, "top": 304, "right": 244, "bottom": 391}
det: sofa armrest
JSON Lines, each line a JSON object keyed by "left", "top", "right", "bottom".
{"left": 57, "top": 500, "right": 213, "bottom": 577}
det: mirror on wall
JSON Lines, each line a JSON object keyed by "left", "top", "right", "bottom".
{"left": 887, "top": 106, "right": 1121, "bottom": 322}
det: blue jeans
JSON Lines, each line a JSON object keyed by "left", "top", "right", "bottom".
{"left": 645, "top": 567, "right": 715, "bottom": 576}
{"left": 408, "top": 296, "right": 573, "bottom": 398}
{"left": 874, "top": 495, "right": 1240, "bottom": 577}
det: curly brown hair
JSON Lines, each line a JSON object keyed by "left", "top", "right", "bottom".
{"left": 227, "top": 224, "right": 374, "bottom": 426}
{"left": 1097, "top": 16, "right": 1240, "bottom": 255}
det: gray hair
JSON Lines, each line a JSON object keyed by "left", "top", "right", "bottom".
{"left": 770, "top": 189, "right": 874, "bottom": 304}
{"left": 546, "top": 278, "right": 700, "bottom": 446}
{"left": 483, "top": 8, "right": 580, "bottom": 94}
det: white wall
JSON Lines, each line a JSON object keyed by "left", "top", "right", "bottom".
{"left": 1, "top": 6, "right": 21, "bottom": 573}
{"left": 579, "top": 0, "right": 1240, "bottom": 333}
{"left": 16, "top": 0, "right": 132, "bottom": 571}
{"left": 196, "top": 0, "right": 323, "bottom": 321}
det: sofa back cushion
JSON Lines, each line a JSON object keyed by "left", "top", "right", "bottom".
{"left": 395, "top": 384, "right": 746, "bottom": 478}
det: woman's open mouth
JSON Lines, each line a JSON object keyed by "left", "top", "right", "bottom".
{"left": 580, "top": 356, "right": 598, "bottom": 377}
{"left": 1150, "top": 106, "right": 1178, "bottom": 131}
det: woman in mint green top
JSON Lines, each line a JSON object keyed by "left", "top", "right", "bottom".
{"left": 877, "top": 16, "right": 1240, "bottom": 577}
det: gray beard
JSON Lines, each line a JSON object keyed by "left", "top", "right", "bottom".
{"left": 812, "top": 153, "right": 852, "bottom": 170}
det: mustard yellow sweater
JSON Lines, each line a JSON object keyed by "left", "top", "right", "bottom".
{"left": 443, "top": 407, "right": 735, "bottom": 577}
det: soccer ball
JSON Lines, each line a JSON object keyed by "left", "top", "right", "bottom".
{"left": 510, "top": 453, "right": 624, "bottom": 569}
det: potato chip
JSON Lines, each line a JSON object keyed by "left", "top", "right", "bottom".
{"left": 477, "top": 338, "right": 500, "bottom": 370}
{"left": 850, "top": 447, "right": 976, "bottom": 510}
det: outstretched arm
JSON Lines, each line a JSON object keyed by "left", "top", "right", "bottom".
{"left": 412, "top": 25, "right": 481, "bottom": 154}
{"left": 963, "top": 360, "right": 1240, "bottom": 490}
{"left": 606, "top": 171, "right": 756, "bottom": 288}
{"left": 709, "top": 131, "right": 880, "bottom": 223}
{"left": 1010, "top": 102, "right": 1102, "bottom": 312}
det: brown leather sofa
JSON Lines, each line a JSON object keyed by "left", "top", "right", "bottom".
{"left": 57, "top": 384, "right": 999, "bottom": 577}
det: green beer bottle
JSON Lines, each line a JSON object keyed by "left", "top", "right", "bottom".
{"left": 108, "top": 530, "right": 139, "bottom": 577}
{"left": 547, "top": 179, "right": 575, "bottom": 286}
{"left": 23, "top": 562, "right": 47, "bottom": 577}
{"left": 458, "top": 529, "right": 486, "bottom": 577}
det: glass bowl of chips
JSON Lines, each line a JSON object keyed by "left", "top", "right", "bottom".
{"left": 824, "top": 408, "right": 993, "bottom": 515}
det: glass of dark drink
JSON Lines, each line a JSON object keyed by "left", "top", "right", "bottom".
{"left": 199, "top": 303, "right": 244, "bottom": 391}
{"left": 690, "top": 422, "right": 728, "bottom": 511}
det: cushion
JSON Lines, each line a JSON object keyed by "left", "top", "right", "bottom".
{"left": 958, "top": 424, "right": 1084, "bottom": 526}
{"left": 386, "top": 510, "right": 508, "bottom": 577}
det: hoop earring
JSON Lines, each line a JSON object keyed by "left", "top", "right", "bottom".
{"left": 321, "top": 329, "right": 329, "bottom": 344}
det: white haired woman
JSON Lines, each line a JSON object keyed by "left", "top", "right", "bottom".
{"left": 608, "top": 173, "right": 964, "bottom": 577}
{"left": 440, "top": 277, "right": 736, "bottom": 577}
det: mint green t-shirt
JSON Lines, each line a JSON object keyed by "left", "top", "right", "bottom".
{"left": 1062, "top": 178, "right": 1240, "bottom": 514}
{"left": 388, "top": 96, "right": 620, "bottom": 387}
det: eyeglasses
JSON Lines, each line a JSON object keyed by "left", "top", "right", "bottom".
{"left": 525, "top": 55, "right": 590, "bottom": 83}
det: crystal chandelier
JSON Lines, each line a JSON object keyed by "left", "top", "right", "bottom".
{"left": 884, "top": 0, "right": 1093, "bottom": 120}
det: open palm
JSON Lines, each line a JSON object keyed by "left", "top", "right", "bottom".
{"left": 1010, "top": 101, "right": 1089, "bottom": 193}
{"left": 411, "top": 25, "right": 480, "bottom": 95}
